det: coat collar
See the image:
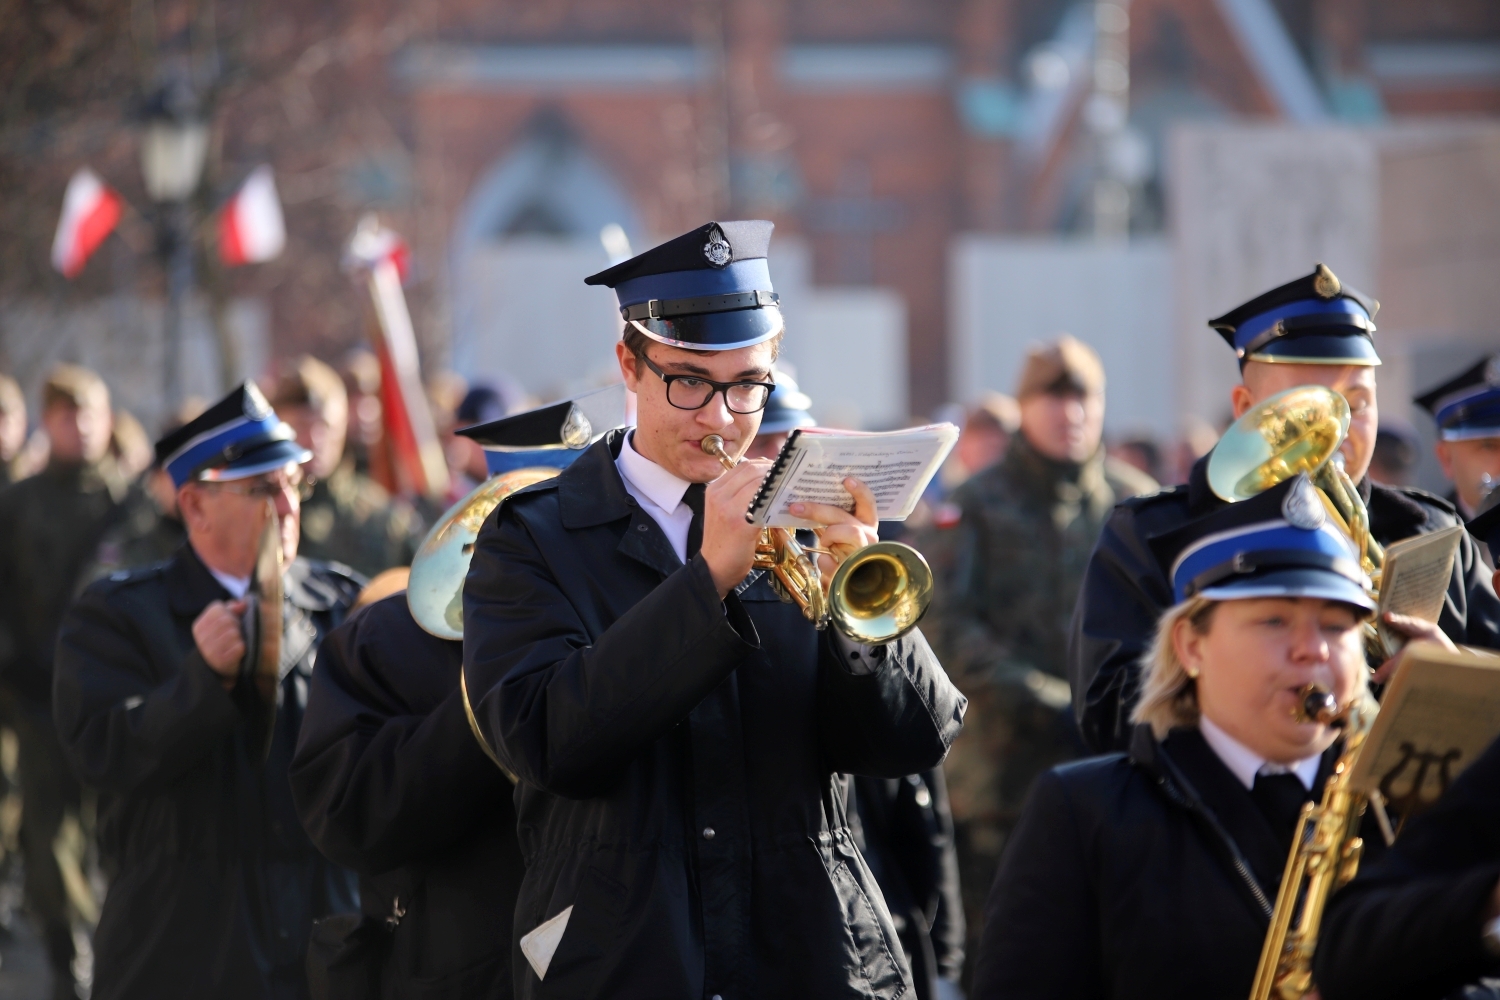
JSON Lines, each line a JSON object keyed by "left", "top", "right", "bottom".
{"left": 557, "top": 429, "right": 635, "bottom": 530}
{"left": 166, "top": 543, "right": 344, "bottom": 617}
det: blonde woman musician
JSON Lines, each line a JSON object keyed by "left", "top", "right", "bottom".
{"left": 970, "top": 474, "right": 1446, "bottom": 999}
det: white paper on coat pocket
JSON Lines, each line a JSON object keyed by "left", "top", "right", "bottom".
{"left": 519, "top": 905, "right": 573, "bottom": 980}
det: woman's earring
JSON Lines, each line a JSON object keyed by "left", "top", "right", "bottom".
{"left": 1185, "top": 665, "right": 1200, "bottom": 679}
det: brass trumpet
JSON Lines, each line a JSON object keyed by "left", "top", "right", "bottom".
{"left": 700, "top": 434, "right": 933, "bottom": 644}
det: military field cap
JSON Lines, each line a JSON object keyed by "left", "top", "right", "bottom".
{"left": 457, "top": 382, "right": 628, "bottom": 477}
{"left": 757, "top": 371, "right": 815, "bottom": 436}
{"left": 269, "top": 355, "right": 348, "bottom": 413}
{"left": 1414, "top": 354, "right": 1500, "bottom": 442}
{"left": 1150, "top": 474, "right": 1373, "bottom": 610}
{"left": 1016, "top": 336, "right": 1105, "bottom": 399}
{"left": 585, "top": 221, "right": 782, "bottom": 351}
{"left": 1210, "top": 263, "right": 1380, "bottom": 367}
{"left": 156, "top": 381, "right": 311, "bottom": 487}
{"left": 42, "top": 363, "right": 109, "bottom": 411}
{"left": 1468, "top": 490, "right": 1500, "bottom": 555}
{"left": 968, "top": 391, "right": 1021, "bottom": 434}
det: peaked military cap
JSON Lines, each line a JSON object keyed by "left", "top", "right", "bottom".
{"left": 757, "top": 371, "right": 815, "bottom": 436}
{"left": 457, "top": 382, "right": 628, "bottom": 477}
{"left": 1414, "top": 354, "right": 1500, "bottom": 442}
{"left": 585, "top": 221, "right": 783, "bottom": 351}
{"left": 1468, "top": 490, "right": 1500, "bottom": 555}
{"left": 1150, "top": 474, "right": 1373, "bottom": 610}
{"left": 1209, "top": 263, "right": 1380, "bottom": 367}
{"left": 156, "top": 381, "right": 311, "bottom": 488}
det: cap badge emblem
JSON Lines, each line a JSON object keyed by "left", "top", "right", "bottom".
{"left": 1485, "top": 355, "right": 1500, "bottom": 387}
{"left": 1282, "top": 476, "right": 1327, "bottom": 530}
{"left": 243, "top": 383, "right": 273, "bottom": 421}
{"left": 560, "top": 405, "right": 592, "bottom": 449}
{"left": 703, "top": 235, "right": 732, "bottom": 268}
{"left": 1313, "top": 263, "right": 1341, "bottom": 299}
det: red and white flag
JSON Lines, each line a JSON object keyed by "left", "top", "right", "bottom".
{"left": 52, "top": 168, "right": 123, "bottom": 279}
{"left": 219, "top": 165, "right": 286, "bottom": 266}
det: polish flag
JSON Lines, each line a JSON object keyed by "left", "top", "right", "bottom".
{"left": 219, "top": 165, "right": 286, "bottom": 266}
{"left": 51, "top": 168, "right": 123, "bottom": 279}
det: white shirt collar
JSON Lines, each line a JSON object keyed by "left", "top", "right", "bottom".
{"left": 616, "top": 431, "right": 693, "bottom": 516}
{"left": 207, "top": 565, "right": 251, "bottom": 599}
{"left": 1199, "top": 715, "right": 1322, "bottom": 791}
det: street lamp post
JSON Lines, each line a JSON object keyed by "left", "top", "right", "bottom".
{"left": 140, "top": 78, "right": 209, "bottom": 414}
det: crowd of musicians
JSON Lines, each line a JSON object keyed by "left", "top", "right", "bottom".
{"left": 0, "top": 219, "right": 1497, "bottom": 1000}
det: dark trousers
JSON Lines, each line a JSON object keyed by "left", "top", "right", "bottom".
{"left": 13, "top": 700, "right": 81, "bottom": 979}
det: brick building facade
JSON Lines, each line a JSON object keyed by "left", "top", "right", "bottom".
{"left": 3, "top": 0, "right": 1498, "bottom": 417}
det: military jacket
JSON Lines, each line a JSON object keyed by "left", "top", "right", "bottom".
{"left": 0, "top": 459, "right": 127, "bottom": 703}
{"left": 462, "top": 430, "right": 966, "bottom": 1000}
{"left": 298, "top": 459, "right": 424, "bottom": 579}
{"left": 53, "top": 545, "right": 364, "bottom": 1000}
{"left": 1069, "top": 456, "right": 1500, "bottom": 754}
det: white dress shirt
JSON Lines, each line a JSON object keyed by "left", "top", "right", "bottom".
{"left": 615, "top": 431, "right": 881, "bottom": 670}
{"left": 1199, "top": 714, "right": 1321, "bottom": 791}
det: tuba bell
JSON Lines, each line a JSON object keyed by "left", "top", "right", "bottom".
{"left": 700, "top": 434, "right": 934, "bottom": 644}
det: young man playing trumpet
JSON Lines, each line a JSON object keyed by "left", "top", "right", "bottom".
{"left": 461, "top": 221, "right": 964, "bottom": 1000}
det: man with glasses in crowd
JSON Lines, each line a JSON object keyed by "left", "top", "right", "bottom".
{"left": 52, "top": 382, "right": 363, "bottom": 1000}
{"left": 461, "top": 221, "right": 964, "bottom": 999}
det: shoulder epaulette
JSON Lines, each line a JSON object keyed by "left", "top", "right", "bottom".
{"left": 100, "top": 561, "right": 171, "bottom": 587}
{"left": 1119, "top": 483, "right": 1189, "bottom": 509}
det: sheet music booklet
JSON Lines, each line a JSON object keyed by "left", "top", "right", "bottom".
{"left": 1376, "top": 524, "right": 1463, "bottom": 656}
{"left": 748, "top": 424, "right": 959, "bottom": 529}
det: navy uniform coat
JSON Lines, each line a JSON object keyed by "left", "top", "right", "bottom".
{"left": 53, "top": 545, "right": 362, "bottom": 1000}
{"left": 291, "top": 593, "right": 524, "bottom": 999}
{"left": 971, "top": 726, "right": 1376, "bottom": 1000}
{"left": 1069, "top": 456, "right": 1500, "bottom": 753}
{"left": 462, "top": 430, "right": 967, "bottom": 1000}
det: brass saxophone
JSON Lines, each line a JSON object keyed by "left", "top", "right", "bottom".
{"left": 1249, "top": 684, "right": 1378, "bottom": 1000}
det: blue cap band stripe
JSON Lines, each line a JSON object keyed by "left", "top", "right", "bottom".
{"left": 1435, "top": 388, "right": 1500, "bottom": 435}
{"left": 1235, "top": 297, "right": 1372, "bottom": 353}
{"left": 614, "top": 259, "right": 773, "bottom": 307}
{"left": 1170, "top": 519, "right": 1360, "bottom": 604}
{"left": 484, "top": 448, "right": 587, "bottom": 477}
{"left": 165, "top": 414, "right": 278, "bottom": 487}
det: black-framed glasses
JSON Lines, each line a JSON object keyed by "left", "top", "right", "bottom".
{"left": 638, "top": 352, "right": 774, "bottom": 413}
{"left": 203, "top": 472, "right": 314, "bottom": 502}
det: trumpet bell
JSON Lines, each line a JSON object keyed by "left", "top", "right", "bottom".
{"left": 407, "top": 467, "right": 561, "bottom": 639}
{"left": 1208, "top": 385, "right": 1350, "bottom": 502}
{"left": 828, "top": 542, "right": 934, "bottom": 644}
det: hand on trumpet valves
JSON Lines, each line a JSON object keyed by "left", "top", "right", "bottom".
{"left": 703, "top": 454, "right": 774, "bottom": 598}
{"left": 787, "top": 478, "right": 881, "bottom": 581}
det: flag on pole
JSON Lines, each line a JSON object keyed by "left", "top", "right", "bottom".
{"left": 52, "top": 168, "right": 123, "bottom": 278}
{"left": 219, "top": 165, "right": 286, "bottom": 266}
{"left": 344, "top": 215, "right": 448, "bottom": 501}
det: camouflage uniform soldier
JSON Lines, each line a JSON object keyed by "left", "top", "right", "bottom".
{"left": 270, "top": 357, "right": 424, "bottom": 578}
{"left": 0, "top": 364, "right": 127, "bottom": 998}
{"left": 926, "top": 338, "right": 1155, "bottom": 985}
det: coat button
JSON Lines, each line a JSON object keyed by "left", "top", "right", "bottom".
{"left": 702, "top": 827, "right": 716, "bottom": 840}
{"left": 637, "top": 523, "right": 649, "bottom": 532}
{"left": 713, "top": 995, "right": 723, "bottom": 1000}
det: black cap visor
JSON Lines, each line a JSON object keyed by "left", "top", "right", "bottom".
{"left": 628, "top": 304, "right": 784, "bottom": 352}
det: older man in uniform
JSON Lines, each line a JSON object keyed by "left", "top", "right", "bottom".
{"left": 1070, "top": 264, "right": 1500, "bottom": 754}
{"left": 462, "top": 221, "right": 965, "bottom": 1000}
{"left": 53, "top": 382, "right": 363, "bottom": 1000}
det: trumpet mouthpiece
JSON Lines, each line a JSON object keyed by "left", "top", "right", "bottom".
{"left": 701, "top": 435, "right": 726, "bottom": 455}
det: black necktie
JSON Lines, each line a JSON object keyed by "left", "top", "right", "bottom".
{"left": 1251, "top": 771, "right": 1311, "bottom": 838}
{"left": 683, "top": 483, "right": 706, "bottom": 559}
